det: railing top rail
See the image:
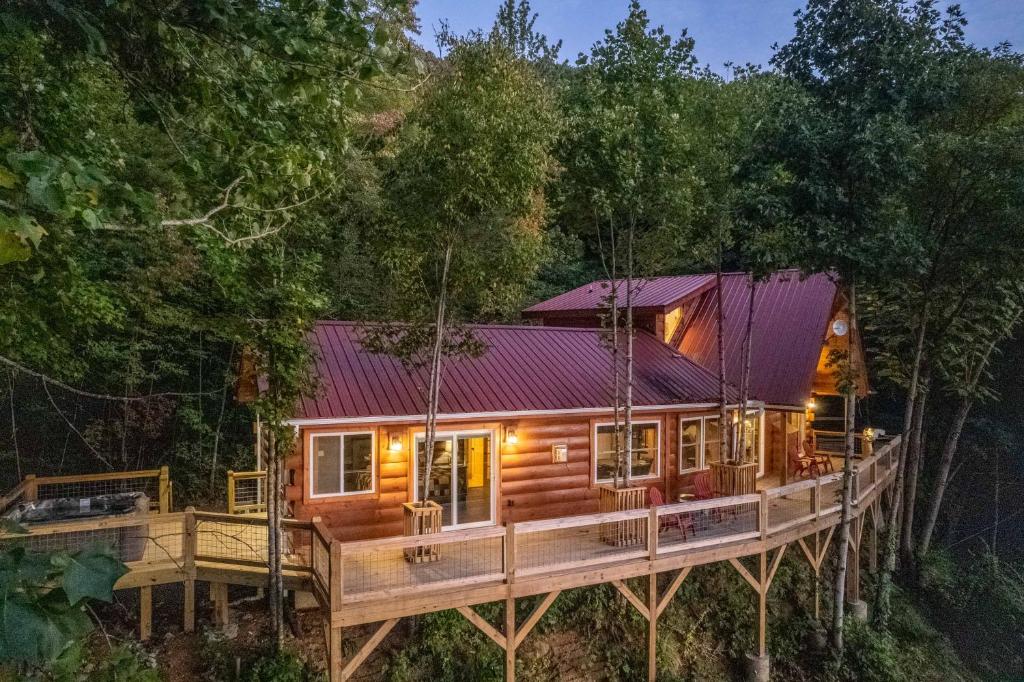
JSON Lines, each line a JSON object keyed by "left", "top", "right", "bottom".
{"left": 339, "top": 524, "right": 507, "bottom": 553}
{"left": 766, "top": 477, "right": 819, "bottom": 497}
{"left": 656, "top": 492, "right": 761, "bottom": 516}
{"left": 516, "top": 506, "right": 651, "bottom": 533}
{"left": 227, "top": 470, "right": 266, "bottom": 479}
{"left": 32, "top": 469, "right": 164, "bottom": 485}
{"left": 0, "top": 511, "right": 186, "bottom": 541}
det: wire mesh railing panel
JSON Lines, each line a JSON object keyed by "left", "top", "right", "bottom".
{"left": 0, "top": 515, "right": 183, "bottom": 566}
{"left": 229, "top": 473, "right": 266, "bottom": 514}
{"left": 312, "top": 532, "right": 330, "bottom": 593}
{"left": 341, "top": 534, "right": 505, "bottom": 598}
{"left": 818, "top": 475, "right": 844, "bottom": 515}
{"left": 657, "top": 496, "right": 760, "bottom": 553}
{"left": 766, "top": 486, "right": 816, "bottom": 532}
{"left": 195, "top": 518, "right": 271, "bottom": 565}
{"left": 36, "top": 477, "right": 160, "bottom": 506}
{"left": 855, "top": 465, "right": 875, "bottom": 502}
{"left": 517, "top": 510, "right": 650, "bottom": 576}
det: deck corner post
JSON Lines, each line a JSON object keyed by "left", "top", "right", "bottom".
{"left": 23, "top": 474, "right": 37, "bottom": 502}
{"left": 814, "top": 477, "right": 822, "bottom": 519}
{"left": 648, "top": 506, "right": 658, "bottom": 560}
{"left": 759, "top": 490, "right": 769, "bottom": 540}
{"left": 504, "top": 521, "right": 516, "bottom": 584}
{"left": 183, "top": 506, "right": 197, "bottom": 633}
{"left": 226, "top": 471, "right": 235, "bottom": 514}
{"left": 329, "top": 539, "right": 344, "bottom": 610}
{"left": 158, "top": 466, "right": 170, "bottom": 513}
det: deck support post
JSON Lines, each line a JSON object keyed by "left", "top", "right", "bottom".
{"left": 212, "top": 582, "right": 229, "bottom": 626}
{"left": 183, "top": 507, "right": 197, "bottom": 633}
{"left": 647, "top": 572, "right": 657, "bottom": 682}
{"left": 506, "top": 597, "right": 516, "bottom": 682}
{"left": 139, "top": 586, "right": 152, "bottom": 641}
{"left": 731, "top": 546, "right": 786, "bottom": 682}
{"left": 329, "top": 626, "right": 343, "bottom": 682}
{"left": 846, "top": 517, "right": 867, "bottom": 620}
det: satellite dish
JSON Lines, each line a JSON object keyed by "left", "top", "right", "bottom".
{"left": 832, "top": 319, "right": 849, "bottom": 337}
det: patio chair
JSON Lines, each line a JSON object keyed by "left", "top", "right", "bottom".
{"left": 693, "top": 471, "right": 716, "bottom": 500}
{"left": 649, "top": 486, "right": 693, "bottom": 540}
{"left": 788, "top": 440, "right": 821, "bottom": 479}
{"left": 804, "top": 437, "right": 835, "bottom": 473}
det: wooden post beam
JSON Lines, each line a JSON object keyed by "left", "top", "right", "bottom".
{"left": 139, "top": 586, "right": 152, "bottom": 641}
{"left": 506, "top": 597, "right": 516, "bottom": 682}
{"left": 341, "top": 618, "right": 399, "bottom": 681}
{"left": 183, "top": 507, "right": 196, "bottom": 633}
{"left": 656, "top": 566, "right": 691, "bottom": 618}
{"left": 728, "top": 557, "right": 761, "bottom": 593}
{"left": 647, "top": 572, "right": 657, "bottom": 682}
{"left": 514, "top": 591, "right": 561, "bottom": 648}
{"left": 456, "top": 606, "right": 507, "bottom": 650}
{"left": 611, "top": 579, "right": 650, "bottom": 620}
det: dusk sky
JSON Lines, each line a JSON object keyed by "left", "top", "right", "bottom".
{"left": 413, "top": 1, "right": 1024, "bottom": 72}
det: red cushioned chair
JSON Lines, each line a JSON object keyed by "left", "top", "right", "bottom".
{"left": 649, "top": 486, "right": 694, "bottom": 540}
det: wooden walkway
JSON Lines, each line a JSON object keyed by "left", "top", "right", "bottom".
{"left": 0, "top": 440, "right": 898, "bottom": 682}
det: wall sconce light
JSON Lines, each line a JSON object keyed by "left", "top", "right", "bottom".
{"left": 863, "top": 427, "right": 875, "bottom": 441}
{"left": 505, "top": 427, "right": 518, "bottom": 445}
{"left": 389, "top": 435, "right": 402, "bottom": 452}
{"left": 806, "top": 397, "right": 817, "bottom": 411}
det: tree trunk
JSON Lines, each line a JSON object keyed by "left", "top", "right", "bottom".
{"left": 716, "top": 260, "right": 728, "bottom": 463}
{"left": 736, "top": 275, "right": 756, "bottom": 463}
{"left": 421, "top": 245, "right": 452, "bottom": 506}
{"left": 266, "top": 427, "right": 284, "bottom": 649}
{"left": 899, "top": 371, "right": 929, "bottom": 570}
{"left": 874, "top": 303, "right": 930, "bottom": 628}
{"left": 623, "top": 223, "right": 634, "bottom": 488}
{"left": 916, "top": 338, "right": 997, "bottom": 557}
{"left": 832, "top": 278, "right": 857, "bottom": 652}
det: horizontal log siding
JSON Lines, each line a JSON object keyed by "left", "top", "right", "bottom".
{"left": 289, "top": 409, "right": 776, "bottom": 540}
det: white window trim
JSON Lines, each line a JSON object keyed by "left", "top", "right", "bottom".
{"left": 308, "top": 430, "right": 376, "bottom": 499}
{"left": 678, "top": 417, "right": 705, "bottom": 474}
{"left": 412, "top": 429, "right": 497, "bottom": 529}
{"left": 593, "top": 420, "right": 662, "bottom": 484}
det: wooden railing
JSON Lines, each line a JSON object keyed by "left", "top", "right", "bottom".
{"left": 331, "top": 437, "right": 900, "bottom": 609}
{"left": 0, "top": 467, "right": 172, "bottom": 514}
{"left": 226, "top": 470, "right": 267, "bottom": 514}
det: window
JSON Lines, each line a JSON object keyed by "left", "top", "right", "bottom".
{"left": 310, "top": 432, "right": 375, "bottom": 497}
{"left": 704, "top": 417, "right": 721, "bottom": 465}
{"left": 679, "top": 418, "right": 702, "bottom": 472}
{"left": 594, "top": 421, "right": 660, "bottom": 483}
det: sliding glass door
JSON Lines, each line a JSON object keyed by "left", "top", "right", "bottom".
{"left": 415, "top": 431, "right": 494, "bottom": 528}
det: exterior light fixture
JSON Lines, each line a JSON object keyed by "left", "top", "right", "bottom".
{"left": 806, "top": 398, "right": 817, "bottom": 411}
{"left": 389, "top": 435, "right": 402, "bottom": 452}
{"left": 505, "top": 427, "right": 518, "bottom": 445}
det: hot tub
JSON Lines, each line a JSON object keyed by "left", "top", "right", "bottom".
{"left": 3, "top": 492, "right": 150, "bottom": 562}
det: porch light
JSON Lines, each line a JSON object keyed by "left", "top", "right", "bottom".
{"left": 389, "top": 435, "right": 402, "bottom": 452}
{"left": 505, "top": 427, "right": 518, "bottom": 445}
{"left": 806, "top": 398, "right": 817, "bottom": 411}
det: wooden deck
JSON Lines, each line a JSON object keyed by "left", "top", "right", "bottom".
{"left": 0, "top": 440, "right": 898, "bottom": 682}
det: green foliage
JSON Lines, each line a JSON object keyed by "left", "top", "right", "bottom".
{"left": 84, "top": 643, "right": 161, "bottom": 682}
{"left": 0, "top": 544, "right": 126, "bottom": 670}
{"left": 245, "top": 650, "right": 318, "bottom": 682}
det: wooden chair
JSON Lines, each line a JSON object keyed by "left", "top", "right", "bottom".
{"left": 649, "top": 486, "right": 693, "bottom": 540}
{"left": 693, "top": 471, "right": 716, "bottom": 500}
{"left": 805, "top": 438, "right": 836, "bottom": 473}
{"left": 788, "top": 441, "right": 821, "bottom": 479}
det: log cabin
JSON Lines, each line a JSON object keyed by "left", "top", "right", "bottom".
{"left": 271, "top": 269, "right": 867, "bottom": 541}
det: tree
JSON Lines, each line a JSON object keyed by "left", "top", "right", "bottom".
{"left": 764, "top": 0, "right": 965, "bottom": 650}
{"left": 0, "top": 0, "right": 413, "bottom": 647}
{"left": 489, "top": 0, "right": 562, "bottom": 64}
{"left": 365, "top": 37, "right": 557, "bottom": 510}
{"left": 557, "top": 1, "right": 706, "bottom": 487}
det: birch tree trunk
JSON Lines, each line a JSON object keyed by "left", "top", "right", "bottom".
{"left": 266, "top": 427, "right": 284, "bottom": 649}
{"left": 422, "top": 245, "right": 452, "bottom": 506}
{"left": 899, "top": 371, "right": 929, "bottom": 569}
{"left": 832, "top": 278, "right": 857, "bottom": 651}
{"left": 716, "top": 260, "right": 728, "bottom": 464}
{"left": 623, "top": 223, "right": 634, "bottom": 488}
{"left": 916, "top": 338, "right": 996, "bottom": 557}
{"left": 736, "top": 275, "right": 756, "bottom": 463}
{"left": 874, "top": 304, "right": 930, "bottom": 627}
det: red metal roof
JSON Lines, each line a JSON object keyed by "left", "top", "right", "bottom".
{"left": 522, "top": 274, "right": 716, "bottom": 315}
{"left": 677, "top": 271, "right": 837, "bottom": 406}
{"left": 297, "top": 323, "right": 731, "bottom": 420}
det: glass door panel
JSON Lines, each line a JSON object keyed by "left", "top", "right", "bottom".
{"left": 456, "top": 435, "right": 492, "bottom": 526}
{"left": 417, "top": 436, "right": 454, "bottom": 526}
